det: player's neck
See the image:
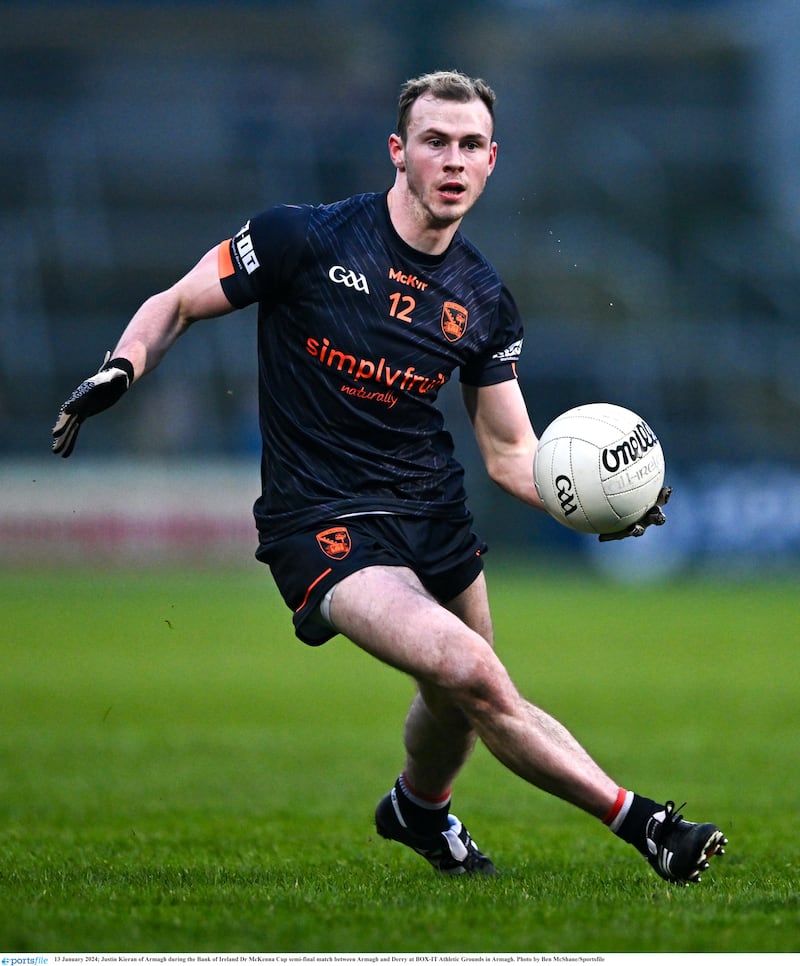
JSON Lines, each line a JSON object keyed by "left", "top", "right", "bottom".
{"left": 386, "top": 185, "right": 461, "bottom": 256}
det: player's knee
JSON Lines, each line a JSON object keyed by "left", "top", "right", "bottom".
{"left": 439, "top": 634, "right": 515, "bottom": 720}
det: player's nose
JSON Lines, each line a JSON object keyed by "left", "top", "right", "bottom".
{"left": 442, "top": 144, "right": 465, "bottom": 169}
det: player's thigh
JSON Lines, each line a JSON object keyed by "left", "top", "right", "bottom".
{"left": 328, "top": 565, "right": 494, "bottom": 687}
{"left": 443, "top": 570, "right": 494, "bottom": 648}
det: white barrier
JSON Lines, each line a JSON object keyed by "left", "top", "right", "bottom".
{"left": 0, "top": 459, "right": 260, "bottom": 566}
{"left": 4, "top": 460, "right": 800, "bottom": 575}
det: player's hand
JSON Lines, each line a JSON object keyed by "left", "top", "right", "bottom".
{"left": 51, "top": 352, "right": 134, "bottom": 458}
{"left": 598, "top": 486, "right": 672, "bottom": 542}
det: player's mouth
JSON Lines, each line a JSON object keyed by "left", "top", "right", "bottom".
{"left": 438, "top": 181, "right": 467, "bottom": 201}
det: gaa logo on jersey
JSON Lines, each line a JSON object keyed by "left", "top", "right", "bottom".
{"left": 328, "top": 264, "right": 370, "bottom": 294}
{"left": 315, "top": 526, "right": 352, "bottom": 560}
{"left": 441, "top": 301, "right": 468, "bottom": 342}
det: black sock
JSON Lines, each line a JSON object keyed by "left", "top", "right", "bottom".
{"left": 393, "top": 774, "right": 451, "bottom": 836}
{"left": 613, "top": 793, "right": 663, "bottom": 856}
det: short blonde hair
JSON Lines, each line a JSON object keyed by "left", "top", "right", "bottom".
{"left": 396, "top": 70, "right": 496, "bottom": 141}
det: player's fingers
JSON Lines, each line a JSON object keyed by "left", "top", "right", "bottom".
{"left": 51, "top": 409, "right": 73, "bottom": 438}
{"left": 647, "top": 506, "right": 667, "bottom": 526}
{"left": 599, "top": 524, "right": 633, "bottom": 542}
{"left": 52, "top": 413, "right": 81, "bottom": 457}
{"left": 58, "top": 421, "right": 81, "bottom": 457}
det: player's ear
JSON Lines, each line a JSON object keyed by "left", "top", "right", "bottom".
{"left": 388, "top": 133, "right": 406, "bottom": 172}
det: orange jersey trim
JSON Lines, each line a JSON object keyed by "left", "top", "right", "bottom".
{"left": 217, "top": 239, "right": 235, "bottom": 279}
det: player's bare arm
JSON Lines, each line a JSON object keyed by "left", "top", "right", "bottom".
{"left": 114, "top": 245, "right": 234, "bottom": 381}
{"left": 52, "top": 245, "right": 234, "bottom": 456}
{"left": 462, "top": 380, "right": 545, "bottom": 511}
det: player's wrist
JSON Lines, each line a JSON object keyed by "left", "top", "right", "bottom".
{"left": 101, "top": 356, "right": 134, "bottom": 385}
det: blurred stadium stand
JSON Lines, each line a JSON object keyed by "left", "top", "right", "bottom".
{"left": 2, "top": 0, "right": 799, "bottom": 571}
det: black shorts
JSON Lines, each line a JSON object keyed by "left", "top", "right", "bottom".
{"left": 256, "top": 514, "right": 488, "bottom": 646}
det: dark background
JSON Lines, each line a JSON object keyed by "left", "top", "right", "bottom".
{"left": 2, "top": 0, "right": 798, "bottom": 573}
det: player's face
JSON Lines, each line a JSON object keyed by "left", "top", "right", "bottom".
{"left": 391, "top": 95, "right": 497, "bottom": 229}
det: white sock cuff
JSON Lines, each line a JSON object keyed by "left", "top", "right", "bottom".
{"left": 398, "top": 773, "right": 451, "bottom": 811}
{"left": 608, "top": 789, "right": 635, "bottom": 833}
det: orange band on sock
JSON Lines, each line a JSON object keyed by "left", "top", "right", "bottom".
{"left": 603, "top": 787, "right": 628, "bottom": 826}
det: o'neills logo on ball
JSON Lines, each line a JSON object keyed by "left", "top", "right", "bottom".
{"left": 316, "top": 527, "right": 352, "bottom": 560}
{"left": 602, "top": 421, "right": 659, "bottom": 473}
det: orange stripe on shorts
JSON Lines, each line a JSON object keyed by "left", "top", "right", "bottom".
{"left": 295, "top": 567, "right": 333, "bottom": 613}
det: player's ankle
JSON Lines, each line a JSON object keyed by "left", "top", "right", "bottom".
{"left": 393, "top": 773, "right": 451, "bottom": 835}
{"left": 604, "top": 787, "right": 662, "bottom": 855}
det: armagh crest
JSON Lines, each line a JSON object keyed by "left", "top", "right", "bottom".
{"left": 316, "top": 527, "right": 352, "bottom": 560}
{"left": 441, "top": 301, "right": 468, "bottom": 342}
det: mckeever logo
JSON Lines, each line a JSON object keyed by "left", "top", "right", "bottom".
{"left": 388, "top": 267, "right": 429, "bottom": 291}
{"left": 328, "top": 264, "right": 370, "bottom": 294}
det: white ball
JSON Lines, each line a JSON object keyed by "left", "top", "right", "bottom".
{"left": 533, "top": 403, "right": 665, "bottom": 535}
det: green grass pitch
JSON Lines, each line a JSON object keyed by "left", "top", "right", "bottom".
{"left": 0, "top": 564, "right": 797, "bottom": 953}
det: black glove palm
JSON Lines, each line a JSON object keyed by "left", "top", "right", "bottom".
{"left": 599, "top": 486, "right": 672, "bottom": 542}
{"left": 52, "top": 353, "right": 134, "bottom": 458}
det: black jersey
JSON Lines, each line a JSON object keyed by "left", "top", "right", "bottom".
{"left": 218, "top": 190, "right": 523, "bottom": 541}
